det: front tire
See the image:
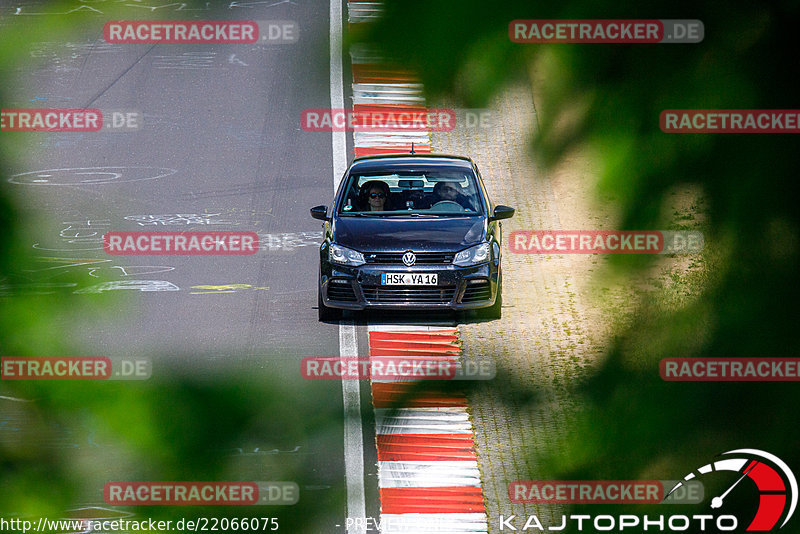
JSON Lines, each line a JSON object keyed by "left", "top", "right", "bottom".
{"left": 478, "top": 277, "right": 502, "bottom": 320}
{"left": 318, "top": 285, "right": 342, "bottom": 322}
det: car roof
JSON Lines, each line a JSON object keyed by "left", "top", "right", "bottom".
{"left": 349, "top": 153, "right": 475, "bottom": 173}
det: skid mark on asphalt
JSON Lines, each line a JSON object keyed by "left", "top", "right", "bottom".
{"left": 74, "top": 280, "right": 180, "bottom": 293}
{"left": 153, "top": 52, "right": 215, "bottom": 70}
{"left": 189, "top": 284, "right": 269, "bottom": 294}
{"left": 258, "top": 231, "right": 320, "bottom": 251}
{"left": 124, "top": 213, "right": 234, "bottom": 226}
{"left": 8, "top": 167, "right": 177, "bottom": 186}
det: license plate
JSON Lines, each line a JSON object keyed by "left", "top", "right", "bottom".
{"left": 381, "top": 273, "right": 438, "bottom": 285}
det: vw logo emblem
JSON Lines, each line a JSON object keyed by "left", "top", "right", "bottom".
{"left": 402, "top": 251, "right": 416, "bottom": 266}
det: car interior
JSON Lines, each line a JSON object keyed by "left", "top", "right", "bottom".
{"left": 341, "top": 174, "right": 479, "bottom": 213}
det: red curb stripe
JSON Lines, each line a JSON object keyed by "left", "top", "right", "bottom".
{"left": 369, "top": 330, "right": 458, "bottom": 335}
{"left": 380, "top": 487, "right": 485, "bottom": 514}
{"left": 377, "top": 434, "right": 476, "bottom": 446}
{"left": 354, "top": 104, "right": 430, "bottom": 113}
{"left": 369, "top": 355, "right": 459, "bottom": 362}
{"left": 352, "top": 64, "right": 419, "bottom": 83}
{"left": 369, "top": 331, "right": 458, "bottom": 342}
{"left": 371, "top": 382, "right": 467, "bottom": 408}
{"left": 377, "top": 434, "right": 477, "bottom": 461}
{"left": 370, "top": 348, "right": 459, "bottom": 357}
{"left": 370, "top": 340, "right": 460, "bottom": 351}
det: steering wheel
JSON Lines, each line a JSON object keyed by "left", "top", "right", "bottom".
{"left": 430, "top": 200, "right": 465, "bottom": 212}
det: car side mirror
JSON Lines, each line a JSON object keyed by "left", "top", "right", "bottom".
{"left": 310, "top": 205, "right": 329, "bottom": 221}
{"left": 490, "top": 205, "right": 515, "bottom": 221}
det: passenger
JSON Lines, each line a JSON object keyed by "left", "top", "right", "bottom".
{"left": 360, "top": 180, "right": 390, "bottom": 211}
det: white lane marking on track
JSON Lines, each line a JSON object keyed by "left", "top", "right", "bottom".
{"left": 340, "top": 322, "right": 366, "bottom": 534}
{"left": 332, "top": 1, "right": 366, "bottom": 532}
{"left": 331, "top": 0, "right": 347, "bottom": 195}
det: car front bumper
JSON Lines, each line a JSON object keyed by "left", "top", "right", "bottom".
{"left": 320, "top": 260, "right": 499, "bottom": 311}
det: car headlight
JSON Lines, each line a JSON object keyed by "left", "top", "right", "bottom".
{"left": 453, "top": 242, "right": 491, "bottom": 266}
{"left": 329, "top": 244, "right": 365, "bottom": 266}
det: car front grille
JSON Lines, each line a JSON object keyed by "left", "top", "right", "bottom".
{"left": 365, "top": 252, "right": 453, "bottom": 265}
{"left": 461, "top": 280, "right": 491, "bottom": 303}
{"left": 361, "top": 285, "right": 456, "bottom": 304}
{"left": 327, "top": 280, "right": 358, "bottom": 302}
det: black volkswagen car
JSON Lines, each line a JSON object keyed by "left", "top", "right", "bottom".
{"left": 311, "top": 154, "right": 514, "bottom": 321}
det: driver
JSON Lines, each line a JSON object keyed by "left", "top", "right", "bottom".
{"left": 432, "top": 181, "right": 474, "bottom": 210}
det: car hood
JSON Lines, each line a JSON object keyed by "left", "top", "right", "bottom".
{"left": 333, "top": 216, "right": 486, "bottom": 252}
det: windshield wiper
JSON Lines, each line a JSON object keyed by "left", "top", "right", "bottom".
{"left": 380, "top": 212, "right": 439, "bottom": 217}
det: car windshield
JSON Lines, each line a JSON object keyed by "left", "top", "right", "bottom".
{"left": 337, "top": 168, "right": 482, "bottom": 216}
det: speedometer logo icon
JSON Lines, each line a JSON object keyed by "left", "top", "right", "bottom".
{"left": 667, "top": 449, "right": 797, "bottom": 531}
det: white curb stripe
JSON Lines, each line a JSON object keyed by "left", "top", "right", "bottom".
{"left": 354, "top": 133, "right": 431, "bottom": 146}
{"left": 369, "top": 325, "right": 457, "bottom": 332}
{"left": 353, "top": 83, "right": 425, "bottom": 91}
{"left": 379, "top": 461, "right": 481, "bottom": 488}
{"left": 376, "top": 420, "right": 473, "bottom": 435}
{"left": 353, "top": 94, "right": 427, "bottom": 105}
{"left": 353, "top": 83, "right": 425, "bottom": 94}
{"left": 374, "top": 407, "right": 470, "bottom": 423}
{"left": 348, "top": 3, "right": 383, "bottom": 24}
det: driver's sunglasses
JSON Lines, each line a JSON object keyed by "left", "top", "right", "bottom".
{"left": 369, "top": 192, "right": 386, "bottom": 199}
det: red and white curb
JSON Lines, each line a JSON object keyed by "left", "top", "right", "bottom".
{"left": 368, "top": 326, "right": 488, "bottom": 533}
{"left": 348, "top": 40, "right": 431, "bottom": 157}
